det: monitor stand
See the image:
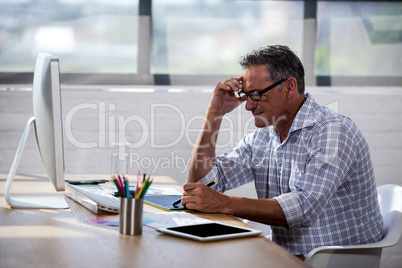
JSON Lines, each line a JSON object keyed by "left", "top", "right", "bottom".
{"left": 4, "top": 116, "right": 69, "bottom": 209}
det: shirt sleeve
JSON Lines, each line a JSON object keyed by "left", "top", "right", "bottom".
{"left": 199, "top": 132, "right": 257, "bottom": 193}
{"left": 275, "top": 119, "right": 359, "bottom": 230}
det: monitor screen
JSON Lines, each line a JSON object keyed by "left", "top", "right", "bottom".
{"left": 4, "top": 52, "right": 68, "bottom": 208}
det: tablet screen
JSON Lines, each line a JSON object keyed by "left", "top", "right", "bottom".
{"left": 167, "top": 223, "right": 251, "bottom": 237}
{"left": 158, "top": 222, "right": 262, "bottom": 241}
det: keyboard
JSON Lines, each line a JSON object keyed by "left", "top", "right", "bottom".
{"left": 66, "top": 183, "right": 120, "bottom": 213}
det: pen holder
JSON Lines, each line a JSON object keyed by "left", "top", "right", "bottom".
{"left": 119, "top": 198, "right": 143, "bottom": 236}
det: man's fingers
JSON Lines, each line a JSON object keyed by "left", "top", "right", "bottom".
{"left": 216, "top": 77, "right": 243, "bottom": 92}
{"left": 183, "top": 182, "right": 200, "bottom": 192}
{"left": 225, "top": 77, "right": 243, "bottom": 91}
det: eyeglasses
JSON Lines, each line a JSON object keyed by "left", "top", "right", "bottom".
{"left": 237, "top": 78, "right": 287, "bottom": 101}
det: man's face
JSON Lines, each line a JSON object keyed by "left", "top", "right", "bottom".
{"left": 242, "top": 65, "right": 287, "bottom": 128}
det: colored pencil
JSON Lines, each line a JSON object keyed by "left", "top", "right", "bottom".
{"left": 136, "top": 175, "right": 152, "bottom": 199}
{"left": 137, "top": 171, "right": 141, "bottom": 194}
{"left": 140, "top": 178, "right": 153, "bottom": 199}
{"left": 117, "top": 174, "right": 125, "bottom": 197}
{"left": 124, "top": 175, "right": 130, "bottom": 199}
{"left": 112, "top": 174, "right": 124, "bottom": 197}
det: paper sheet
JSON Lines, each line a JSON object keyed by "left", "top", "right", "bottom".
{"left": 144, "top": 212, "right": 211, "bottom": 228}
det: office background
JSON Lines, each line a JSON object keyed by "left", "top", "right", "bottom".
{"left": 0, "top": 1, "right": 401, "bottom": 267}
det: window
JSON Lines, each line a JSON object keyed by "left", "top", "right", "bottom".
{"left": 151, "top": 0, "right": 304, "bottom": 75}
{"left": 0, "top": 0, "right": 401, "bottom": 86}
{"left": 316, "top": 1, "right": 402, "bottom": 77}
{"left": 0, "top": 0, "right": 139, "bottom": 73}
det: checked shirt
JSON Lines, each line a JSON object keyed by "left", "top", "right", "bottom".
{"left": 200, "top": 93, "right": 383, "bottom": 255}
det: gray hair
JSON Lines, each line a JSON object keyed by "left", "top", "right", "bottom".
{"left": 239, "top": 45, "right": 305, "bottom": 94}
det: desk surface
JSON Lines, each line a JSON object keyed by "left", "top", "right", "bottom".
{"left": 0, "top": 174, "right": 309, "bottom": 268}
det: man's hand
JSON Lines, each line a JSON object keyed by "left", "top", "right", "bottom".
{"left": 187, "top": 76, "right": 246, "bottom": 182}
{"left": 208, "top": 76, "right": 245, "bottom": 117}
{"left": 181, "top": 182, "right": 288, "bottom": 228}
{"left": 181, "top": 182, "right": 231, "bottom": 213}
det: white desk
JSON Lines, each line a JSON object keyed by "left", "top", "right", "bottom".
{"left": 0, "top": 174, "right": 309, "bottom": 268}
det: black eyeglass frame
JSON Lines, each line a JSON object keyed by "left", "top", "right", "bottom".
{"left": 237, "top": 78, "right": 288, "bottom": 101}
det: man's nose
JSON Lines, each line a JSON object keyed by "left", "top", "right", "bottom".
{"left": 245, "top": 97, "right": 257, "bottom": 111}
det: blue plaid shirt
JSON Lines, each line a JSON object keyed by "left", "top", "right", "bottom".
{"left": 201, "top": 93, "right": 383, "bottom": 255}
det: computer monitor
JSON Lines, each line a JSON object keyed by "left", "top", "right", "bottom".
{"left": 4, "top": 52, "right": 69, "bottom": 209}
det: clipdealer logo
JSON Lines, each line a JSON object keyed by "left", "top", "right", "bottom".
{"left": 64, "top": 102, "right": 257, "bottom": 150}
{"left": 63, "top": 99, "right": 339, "bottom": 173}
{"left": 63, "top": 101, "right": 256, "bottom": 173}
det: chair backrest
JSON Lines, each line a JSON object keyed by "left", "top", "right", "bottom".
{"left": 305, "top": 184, "right": 402, "bottom": 268}
{"left": 377, "top": 184, "right": 402, "bottom": 248}
{"left": 377, "top": 184, "right": 402, "bottom": 216}
{"left": 380, "top": 210, "right": 402, "bottom": 248}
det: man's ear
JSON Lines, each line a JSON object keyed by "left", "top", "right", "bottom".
{"left": 285, "top": 77, "right": 297, "bottom": 100}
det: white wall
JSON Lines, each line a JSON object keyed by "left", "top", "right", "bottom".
{"left": 1, "top": 86, "right": 402, "bottom": 188}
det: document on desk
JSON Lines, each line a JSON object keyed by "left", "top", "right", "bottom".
{"left": 145, "top": 212, "right": 211, "bottom": 229}
{"left": 146, "top": 188, "right": 182, "bottom": 195}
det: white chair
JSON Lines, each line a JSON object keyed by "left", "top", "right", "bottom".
{"left": 304, "top": 184, "right": 402, "bottom": 268}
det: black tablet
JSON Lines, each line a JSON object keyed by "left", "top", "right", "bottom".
{"left": 157, "top": 222, "right": 262, "bottom": 242}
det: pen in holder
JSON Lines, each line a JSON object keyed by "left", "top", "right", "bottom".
{"left": 114, "top": 172, "right": 153, "bottom": 236}
{"left": 119, "top": 197, "right": 143, "bottom": 236}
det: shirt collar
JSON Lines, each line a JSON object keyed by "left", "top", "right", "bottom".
{"left": 288, "top": 92, "right": 316, "bottom": 133}
{"left": 268, "top": 93, "right": 316, "bottom": 142}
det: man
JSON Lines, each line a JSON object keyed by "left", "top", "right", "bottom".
{"left": 181, "top": 45, "right": 383, "bottom": 257}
